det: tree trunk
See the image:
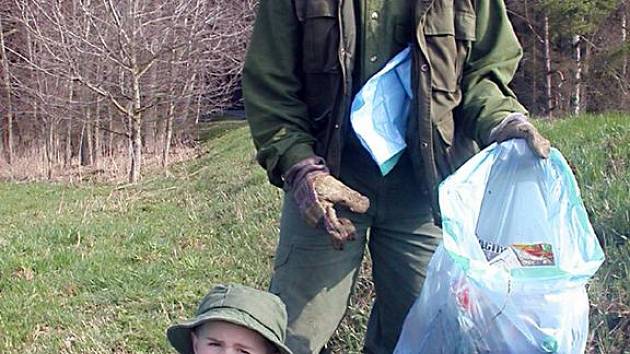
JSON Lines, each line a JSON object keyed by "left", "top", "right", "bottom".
{"left": 622, "top": 5, "right": 627, "bottom": 108}
{"left": 93, "top": 123, "right": 101, "bottom": 169}
{"left": 129, "top": 113, "right": 142, "bottom": 183}
{"left": 81, "top": 107, "right": 93, "bottom": 166}
{"left": 65, "top": 118, "right": 72, "bottom": 166}
{"left": 87, "top": 117, "right": 93, "bottom": 167}
{"left": 93, "top": 99, "right": 101, "bottom": 169}
{"left": 162, "top": 101, "right": 175, "bottom": 168}
{"left": 528, "top": 3, "right": 538, "bottom": 114}
{"left": 108, "top": 106, "right": 114, "bottom": 157}
{"left": 195, "top": 90, "right": 203, "bottom": 126}
{"left": 62, "top": 81, "right": 74, "bottom": 166}
{"left": 128, "top": 0, "right": 142, "bottom": 184}
{"left": 55, "top": 127, "right": 61, "bottom": 164}
{"left": 0, "top": 14, "right": 14, "bottom": 164}
{"left": 93, "top": 62, "right": 103, "bottom": 168}
{"left": 572, "top": 35, "right": 582, "bottom": 116}
{"left": 78, "top": 123, "right": 85, "bottom": 167}
{"left": 129, "top": 72, "right": 143, "bottom": 183}
{"left": 155, "top": 119, "right": 163, "bottom": 156}
{"left": 532, "top": 40, "right": 538, "bottom": 114}
{"left": 46, "top": 119, "right": 55, "bottom": 180}
{"left": 623, "top": 4, "right": 627, "bottom": 77}
{"left": 544, "top": 14, "right": 553, "bottom": 118}
{"left": 149, "top": 61, "right": 160, "bottom": 155}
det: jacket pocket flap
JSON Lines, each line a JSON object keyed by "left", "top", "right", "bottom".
{"left": 455, "top": 11, "right": 476, "bottom": 41}
{"left": 296, "top": 0, "right": 337, "bottom": 21}
{"left": 424, "top": 0, "right": 476, "bottom": 41}
{"left": 435, "top": 116, "right": 454, "bottom": 146}
{"left": 424, "top": 10, "right": 455, "bottom": 36}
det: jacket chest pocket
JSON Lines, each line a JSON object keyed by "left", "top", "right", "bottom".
{"left": 294, "top": 0, "right": 342, "bottom": 145}
{"left": 296, "top": 0, "right": 340, "bottom": 74}
{"left": 423, "top": 0, "right": 476, "bottom": 93}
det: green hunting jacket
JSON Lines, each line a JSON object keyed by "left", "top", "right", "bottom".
{"left": 243, "top": 0, "right": 527, "bottom": 221}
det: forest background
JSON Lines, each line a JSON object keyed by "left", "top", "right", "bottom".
{"left": 0, "top": 0, "right": 628, "bottom": 182}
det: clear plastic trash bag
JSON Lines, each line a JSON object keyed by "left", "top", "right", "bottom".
{"left": 394, "top": 139, "right": 605, "bottom": 354}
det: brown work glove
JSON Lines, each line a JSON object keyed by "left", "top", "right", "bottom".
{"left": 284, "top": 157, "right": 370, "bottom": 250}
{"left": 490, "top": 113, "right": 551, "bottom": 158}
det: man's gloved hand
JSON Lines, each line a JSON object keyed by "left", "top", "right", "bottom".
{"left": 489, "top": 113, "right": 551, "bottom": 158}
{"left": 284, "top": 157, "right": 370, "bottom": 250}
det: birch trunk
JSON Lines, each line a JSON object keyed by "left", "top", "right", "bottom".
{"left": 128, "top": 1, "right": 143, "bottom": 183}
{"left": 529, "top": 3, "right": 538, "bottom": 113}
{"left": 129, "top": 72, "right": 143, "bottom": 183}
{"left": 544, "top": 15, "right": 553, "bottom": 118}
{"left": 572, "top": 36, "right": 582, "bottom": 116}
{"left": 129, "top": 111, "right": 142, "bottom": 183}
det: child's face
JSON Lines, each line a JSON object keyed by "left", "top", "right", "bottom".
{"left": 191, "top": 321, "right": 273, "bottom": 354}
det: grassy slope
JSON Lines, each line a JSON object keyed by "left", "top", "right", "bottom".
{"left": 0, "top": 125, "right": 284, "bottom": 353}
{"left": 537, "top": 113, "right": 629, "bottom": 353}
{"left": 0, "top": 115, "right": 627, "bottom": 353}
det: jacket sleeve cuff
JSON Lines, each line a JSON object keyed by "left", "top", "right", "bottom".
{"left": 278, "top": 143, "right": 317, "bottom": 180}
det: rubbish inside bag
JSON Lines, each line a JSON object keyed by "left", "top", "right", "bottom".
{"left": 478, "top": 239, "right": 555, "bottom": 269}
{"left": 394, "top": 139, "right": 605, "bottom": 354}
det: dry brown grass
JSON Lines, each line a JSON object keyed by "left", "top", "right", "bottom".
{"left": 0, "top": 144, "right": 199, "bottom": 184}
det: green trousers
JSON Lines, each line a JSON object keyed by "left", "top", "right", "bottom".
{"left": 270, "top": 137, "right": 442, "bottom": 354}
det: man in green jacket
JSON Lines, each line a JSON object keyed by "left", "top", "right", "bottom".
{"left": 243, "top": 0, "right": 550, "bottom": 353}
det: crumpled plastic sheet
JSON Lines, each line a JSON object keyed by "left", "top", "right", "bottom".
{"left": 350, "top": 46, "right": 412, "bottom": 175}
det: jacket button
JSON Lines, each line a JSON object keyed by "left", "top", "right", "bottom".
{"left": 420, "top": 64, "right": 429, "bottom": 72}
{"left": 334, "top": 124, "right": 340, "bottom": 129}
{"left": 421, "top": 142, "right": 429, "bottom": 148}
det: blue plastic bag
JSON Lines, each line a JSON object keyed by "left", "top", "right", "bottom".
{"left": 394, "top": 139, "right": 605, "bottom": 354}
{"left": 350, "top": 46, "right": 412, "bottom": 176}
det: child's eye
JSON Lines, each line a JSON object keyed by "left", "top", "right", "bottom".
{"left": 207, "top": 341, "right": 221, "bottom": 347}
{"left": 238, "top": 350, "right": 251, "bottom": 354}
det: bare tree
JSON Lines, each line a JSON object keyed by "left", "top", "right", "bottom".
{"left": 0, "top": 12, "right": 14, "bottom": 163}
{"left": 2, "top": 0, "right": 253, "bottom": 180}
{"left": 14, "top": 1, "right": 147, "bottom": 180}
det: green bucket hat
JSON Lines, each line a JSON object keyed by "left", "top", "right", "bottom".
{"left": 166, "top": 284, "right": 293, "bottom": 354}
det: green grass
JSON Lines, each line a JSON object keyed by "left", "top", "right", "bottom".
{"left": 0, "top": 114, "right": 627, "bottom": 353}
{"left": 537, "top": 113, "right": 629, "bottom": 353}
{"left": 0, "top": 128, "right": 281, "bottom": 353}
{"left": 196, "top": 120, "right": 248, "bottom": 142}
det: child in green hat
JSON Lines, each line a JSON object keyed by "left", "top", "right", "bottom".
{"left": 167, "top": 284, "right": 293, "bottom": 354}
